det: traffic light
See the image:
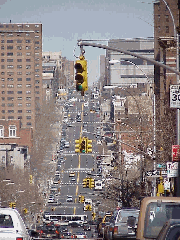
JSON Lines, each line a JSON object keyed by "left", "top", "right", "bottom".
{"left": 9, "top": 202, "right": 12, "bottom": 208}
{"left": 23, "top": 208, "right": 28, "bottom": 214}
{"left": 75, "top": 138, "right": 82, "bottom": 153}
{"left": 83, "top": 178, "right": 87, "bottom": 188}
{"left": 92, "top": 212, "right": 96, "bottom": 220}
{"left": 74, "top": 55, "right": 88, "bottom": 96}
{"left": 81, "top": 195, "right": 85, "bottom": 203}
{"left": 90, "top": 178, "right": 95, "bottom": 189}
{"left": 29, "top": 174, "right": 33, "bottom": 184}
{"left": 86, "top": 178, "right": 90, "bottom": 188}
{"left": 86, "top": 138, "right": 92, "bottom": 153}
{"left": 80, "top": 139, "right": 86, "bottom": 153}
{"left": 85, "top": 205, "right": 92, "bottom": 211}
{"left": 12, "top": 202, "right": 16, "bottom": 209}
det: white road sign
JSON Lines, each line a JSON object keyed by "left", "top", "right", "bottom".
{"left": 167, "top": 162, "right": 178, "bottom": 177}
{"left": 170, "top": 85, "right": 180, "bottom": 108}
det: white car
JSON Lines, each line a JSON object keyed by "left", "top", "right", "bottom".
{"left": 0, "top": 208, "right": 30, "bottom": 240}
{"left": 66, "top": 196, "right": 73, "bottom": 202}
{"left": 84, "top": 102, "right": 89, "bottom": 107}
{"left": 97, "top": 140, "right": 102, "bottom": 145}
{"left": 73, "top": 232, "right": 87, "bottom": 239}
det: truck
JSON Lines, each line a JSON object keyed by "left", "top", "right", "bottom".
{"left": 95, "top": 180, "right": 103, "bottom": 190}
{"left": 0, "top": 208, "right": 30, "bottom": 240}
{"left": 84, "top": 198, "right": 92, "bottom": 211}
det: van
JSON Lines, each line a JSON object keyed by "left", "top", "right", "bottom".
{"left": 136, "top": 196, "right": 180, "bottom": 240}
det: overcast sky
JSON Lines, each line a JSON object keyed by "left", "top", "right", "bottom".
{"left": 0, "top": 0, "right": 154, "bottom": 85}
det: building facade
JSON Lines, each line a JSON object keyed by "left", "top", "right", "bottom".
{"left": 0, "top": 23, "right": 43, "bottom": 130}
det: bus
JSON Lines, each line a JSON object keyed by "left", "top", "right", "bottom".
{"left": 43, "top": 214, "right": 88, "bottom": 226}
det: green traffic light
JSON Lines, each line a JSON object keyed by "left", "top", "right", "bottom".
{"left": 82, "top": 149, "right": 85, "bottom": 153}
{"left": 77, "top": 84, "right": 83, "bottom": 91}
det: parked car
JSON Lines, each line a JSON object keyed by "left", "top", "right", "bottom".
{"left": 73, "top": 231, "right": 87, "bottom": 238}
{"left": 136, "top": 196, "right": 180, "bottom": 240}
{"left": 61, "top": 231, "right": 72, "bottom": 239}
{"left": 39, "top": 223, "right": 60, "bottom": 239}
{"left": 0, "top": 208, "right": 30, "bottom": 240}
{"left": 83, "top": 223, "right": 91, "bottom": 231}
{"left": 156, "top": 219, "right": 180, "bottom": 240}
{"left": 108, "top": 208, "right": 140, "bottom": 240}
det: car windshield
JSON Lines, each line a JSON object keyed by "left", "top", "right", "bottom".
{"left": 0, "top": 214, "right": 14, "bottom": 228}
{"left": 117, "top": 210, "right": 139, "bottom": 223}
{"left": 144, "top": 202, "right": 180, "bottom": 238}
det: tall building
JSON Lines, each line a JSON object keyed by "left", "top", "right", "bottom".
{"left": 0, "top": 23, "right": 43, "bottom": 130}
{"left": 154, "top": 0, "right": 179, "bottom": 162}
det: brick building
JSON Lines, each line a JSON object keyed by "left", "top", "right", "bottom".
{"left": 0, "top": 119, "right": 33, "bottom": 170}
{"left": 154, "top": 0, "right": 180, "bottom": 161}
{"left": 0, "top": 22, "right": 43, "bottom": 130}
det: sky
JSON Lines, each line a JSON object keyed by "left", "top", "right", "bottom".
{"left": 0, "top": 0, "right": 154, "bottom": 85}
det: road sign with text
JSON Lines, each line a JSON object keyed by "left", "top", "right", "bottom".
{"left": 170, "top": 85, "right": 180, "bottom": 108}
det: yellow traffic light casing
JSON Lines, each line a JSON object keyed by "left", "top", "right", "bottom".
{"left": 83, "top": 178, "right": 87, "bottom": 188}
{"left": 81, "top": 195, "right": 85, "bottom": 203}
{"left": 85, "top": 205, "right": 92, "bottom": 211}
{"left": 23, "top": 208, "right": 28, "bottom": 214}
{"left": 29, "top": 174, "right": 33, "bottom": 184}
{"left": 90, "top": 178, "right": 95, "bottom": 189}
{"left": 86, "top": 138, "right": 92, "bottom": 153}
{"left": 92, "top": 212, "right": 96, "bottom": 220}
{"left": 9, "top": 202, "right": 12, "bottom": 208}
{"left": 74, "top": 55, "right": 88, "bottom": 96}
{"left": 12, "top": 202, "right": 16, "bottom": 209}
{"left": 75, "top": 138, "right": 82, "bottom": 153}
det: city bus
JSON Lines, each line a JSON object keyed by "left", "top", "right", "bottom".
{"left": 43, "top": 213, "right": 88, "bottom": 226}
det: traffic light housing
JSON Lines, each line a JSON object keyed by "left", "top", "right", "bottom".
{"left": 90, "top": 178, "right": 95, "bottom": 189}
{"left": 23, "top": 208, "right": 28, "bottom": 214}
{"left": 86, "top": 178, "right": 90, "bottom": 188}
{"left": 85, "top": 204, "right": 92, "bottom": 211}
{"left": 80, "top": 140, "right": 86, "bottom": 153}
{"left": 9, "top": 202, "right": 12, "bottom": 208}
{"left": 92, "top": 212, "right": 96, "bottom": 220}
{"left": 75, "top": 138, "right": 82, "bottom": 153}
{"left": 74, "top": 55, "right": 88, "bottom": 96}
{"left": 86, "top": 138, "right": 92, "bottom": 153}
{"left": 81, "top": 195, "right": 85, "bottom": 203}
{"left": 83, "top": 178, "right": 87, "bottom": 188}
{"left": 12, "top": 202, "right": 16, "bottom": 209}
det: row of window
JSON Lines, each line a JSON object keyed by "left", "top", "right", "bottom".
{"left": 1, "top": 39, "right": 40, "bottom": 43}
{"left": 2, "top": 84, "right": 35, "bottom": 87}
{"left": 0, "top": 24, "right": 40, "bottom": 28}
{"left": 0, "top": 125, "right": 17, "bottom": 137}
{"left": 157, "top": 26, "right": 170, "bottom": 33}
{"left": 1, "top": 65, "right": 39, "bottom": 70}
{"left": 1, "top": 45, "right": 40, "bottom": 50}
{"left": 0, "top": 32, "right": 40, "bottom": 37}
{"left": 1, "top": 78, "right": 39, "bottom": 83}
{"left": 1, "top": 91, "right": 39, "bottom": 94}
{"left": 2, "top": 110, "right": 31, "bottom": 113}
{"left": 1, "top": 72, "right": 40, "bottom": 77}
{"left": 2, "top": 103, "right": 32, "bottom": 107}
{"left": 1, "top": 60, "right": 39, "bottom": 64}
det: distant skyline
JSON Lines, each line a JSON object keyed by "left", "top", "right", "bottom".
{"left": 0, "top": 0, "right": 154, "bottom": 85}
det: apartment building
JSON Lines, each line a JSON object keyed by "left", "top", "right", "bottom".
{"left": 0, "top": 23, "right": 43, "bottom": 130}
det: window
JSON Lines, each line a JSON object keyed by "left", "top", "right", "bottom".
{"left": 17, "top": 91, "right": 22, "bottom": 94}
{"left": 7, "top": 59, "right": 13, "bottom": 62}
{"left": 7, "top": 46, "right": 13, "bottom": 49}
{"left": 1, "top": 72, "right": 5, "bottom": 75}
{"left": 7, "top": 65, "right": 14, "bottom": 69}
{"left": 8, "top": 78, "right": 13, "bottom": 81}
{"left": 158, "top": 26, "right": 161, "bottom": 33}
{"left": 35, "top": 58, "right": 39, "bottom": 61}
{"left": 26, "top": 78, "right": 31, "bottom": 81}
{"left": 26, "top": 40, "right": 31, "bottom": 43}
{"left": 7, "top": 84, "right": 14, "bottom": 88}
{"left": 1, "top": 97, "right": 5, "bottom": 101}
{"left": 1, "top": 53, "right": 4, "bottom": 56}
{"left": 18, "top": 116, "right": 22, "bottom": 119}
{"left": 17, "top": 40, "right": 22, "bottom": 43}
{"left": 7, "top": 97, "right": 14, "bottom": 101}
{"left": 1, "top": 65, "right": 5, "bottom": 69}
{"left": 8, "top": 110, "right": 14, "bottom": 113}
{"left": 35, "top": 91, "right": 39, "bottom": 94}
{"left": 1, "top": 46, "right": 4, "bottom": 50}
{"left": 17, "top": 78, "right": 22, "bottom": 81}
{"left": 35, "top": 86, "right": 39, "bottom": 88}
{"left": 18, "top": 103, "right": 22, "bottom": 107}
{"left": 1, "top": 78, "right": 5, "bottom": 81}
{"left": 0, "top": 126, "right": 4, "bottom": 137}
{"left": 35, "top": 74, "right": 39, "bottom": 77}
{"left": 17, "top": 52, "right": 22, "bottom": 56}
{"left": 9, "top": 125, "right": 16, "bottom": 137}
{"left": 1, "top": 40, "right": 4, "bottom": 43}
{"left": 1, "top": 110, "right": 5, "bottom": 113}
{"left": 35, "top": 24, "right": 39, "bottom": 28}
{"left": 26, "top": 46, "right": 31, "bottom": 50}
{"left": 158, "top": 15, "right": 160, "bottom": 22}
{"left": 26, "top": 103, "right": 31, "bottom": 107}
{"left": 17, "top": 46, "right": 22, "bottom": 50}
{"left": 166, "top": 26, "right": 169, "bottom": 33}
{"left": 27, "top": 122, "right": 32, "bottom": 126}
{"left": 7, "top": 103, "right": 14, "bottom": 107}
{"left": 7, "top": 52, "right": 13, "bottom": 56}
{"left": 26, "top": 72, "right": 31, "bottom": 75}
{"left": 26, "top": 84, "right": 31, "bottom": 88}
{"left": 17, "top": 97, "right": 22, "bottom": 100}
{"left": 1, "top": 91, "right": 5, "bottom": 94}
{"left": 26, "top": 24, "right": 29, "bottom": 27}
{"left": 35, "top": 52, "right": 39, "bottom": 56}
{"left": 7, "top": 91, "right": 14, "bottom": 94}
{"left": 35, "top": 46, "right": 39, "bottom": 50}
{"left": 7, "top": 72, "right": 14, "bottom": 75}
{"left": 26, "top": 52, "right": 31, "bottom": 56}
{"left": 26, "top": 91, "right": 31, "bottom": 94}
{"left": 18, "top": 110, "right": 22, "bottom": 113}
{"left": 35, "top": 69, "right": 39, "bottom": 72}
{"left": 17, "top": 65, "right": 22, "bottom": 69}
{"left": 17, "top": 59, "right": 22, "bottom": 62}
{"left": 26, "top": 110, "right": 31, "bottom": 113}
{"left": 26, "top": 116, "right": 31, "bottom": 119}
{"left": 17, "top": 72, "right": 22, "bottom": 75}
{"left": 35, "top": 80, "right": 39, "bottom": 84}
{"left": 35, "top": 64, "right": 39, "bottom": 67}
{"left": 35, "top": 35, "right": 39, "bottom": 38}
{"left": 35, "top": 41, "right": 39, "bottom": 44}
{"left": 1, "top": 84, "right": 5, "bottom": 88}
{"left": 26, "top": 59, "right": 31, "bottom": 62}
{"left": 1, "top": 59, "right": 4, "bottom": 62}
{"left": 35, "top": 30, "right": 39, "bottom": 33}
{"left": 26, "top": 97, "right": 31, "bottom": 101}
{"left": 165, "top": 15, "right": 169, "bottom": 22}
{"left": 7, "top": 40, "right": 13, "bottom": 43}
{"left": 26, "top": 65, "right": 31, "bottom": 69}
{"left": 17, "top": 84, "right": 22, "bottom": 88}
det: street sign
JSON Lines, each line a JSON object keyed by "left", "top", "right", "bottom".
{"left": 167, "top": 162, "right": 178, "bottom": 177}
{"left": 146, "top": 170, "right": 167, "bottom": 177}
{"left": 170, "top": 85, "right": 180, "bottom": 108}
{"left": 156, "top": 163, "right": 166, "bottom": 169}
{"left": 172, "top": 145, "right": 180, "bottom": 161}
